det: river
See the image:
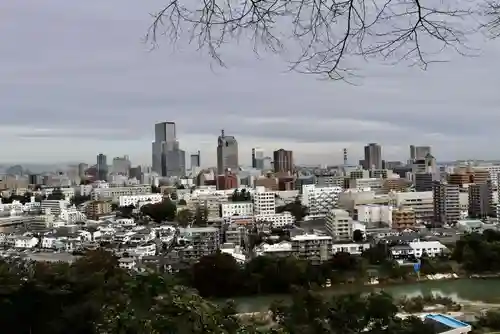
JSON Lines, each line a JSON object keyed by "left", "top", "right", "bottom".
{"left": 228, "top": 278, "right": 500, "bottom": 312}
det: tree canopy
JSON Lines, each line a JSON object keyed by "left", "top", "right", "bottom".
{"left": 452, "top": 229, "right": 500, "bottom": 273}
{"left": 147, "top": 0, "right": 498, "bottom": 79}
{"left": 276, "top": 197, "right": 308, "bottom": 222}
{"left": 140, "top": 199, "right": 177, "bottom": 223}
{"left": 231, "top": 189, "right": 252, "bottom": 202}
{"left": 0, "top": 250, "right": 438, "bottom": 333}
{"left": 47, "top": 188, "right": 65, "bottom": 200}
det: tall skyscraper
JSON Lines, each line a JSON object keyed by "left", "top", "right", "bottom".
{"left": 152, "top": 121, "right": 186, "bottom": 177}
{"left": 410, "top": 145, "right": 431, "bottom": 161}
{"left": 112, "top": 156, "right": 131, "bottom": 175}
{"left": 190, "top": 151, "right": 201, "bottom": 169}
{"left": 363, "top": 143, "right": 382, "bottom": 170}
{"left": 273, "top": 149, "right": 294, "bottom": 173}
{"left": 252, "top": 147, "right": 264, "bottom": 169}
{"left": 96, "top": 153, "right": 108, "bottom": 181}
{"left": 217, "top": 129, "right": 239, "bottom": 175}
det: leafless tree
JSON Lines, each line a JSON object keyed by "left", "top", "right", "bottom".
{"left": 146, "top": 0, "right": 485, "bottom": 79}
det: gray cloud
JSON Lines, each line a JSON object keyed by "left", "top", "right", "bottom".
{"left": 0, "top": 0, "right": 499, "bottom": 165}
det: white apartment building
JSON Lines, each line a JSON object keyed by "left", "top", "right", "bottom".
{"left": 356, "top": 204, "right": 392, "bottom": 225}
{"left": 92, "top": 185, "right": 152, "bottom": 201}
{"left": 301, "top": 185, "right": 343, "bottom": 219}
{"left": 474, "top": 165, "right": 500, "bottom": 185}
{"left": 119, "top": 194, "right": 163, "bottom": 207}
{"left": 253, "top": 187, "right": 276, "bottom": 215}
{"left": 41, "top": 199, "right": 70, "bottom": 216}
{"left": 325, "top": 209, "right": 354, "bottom": 241}
{"left": 254, "top": 212, "right": 295, "bottom": 228}
{"left": 388, "top": 191, "right": 433, "bottom": 222}
{"left": 60, "top": 206, "right": 86, "bottom": 224}
{"left": 349, "top": 178, "right": 384, "bottom": 192}
{"left": 255, "top": 241, "right": 293, "bottom": 257}
{"left": 190, "top": 192, "right": 228, "bottom": 220}
{"left": 221, "top": 202, "right": 254, "bottom": 218}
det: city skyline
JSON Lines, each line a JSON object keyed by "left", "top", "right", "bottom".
{"left": 2, "top": 0, "right": 500, "bottom": 165}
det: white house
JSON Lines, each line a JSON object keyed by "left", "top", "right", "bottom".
{"left": 221, "top": 202, "right": 254, "bottom": 218}
{"left": 408, "top": 241, "right": 448, "bottom": 258}
{"left": 119, "top": 194, "right": 163, "bottom": 207}
{"left": 254, "top": 212, "right": 295, "bottom": 228}
{"left": 14, "top": 236, "right": 39, "bottom": 249}
{"left": 118, "top": 257, "right": 136, "bottom": 270}
{"left": 332, "top": 242, "right": 370, "bottom": 255}
{"left": 391, "top": 241, "right": 448, "bottom": 258}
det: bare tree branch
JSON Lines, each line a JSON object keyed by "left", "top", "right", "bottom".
{"left": 146, "top": 0, "right": 479, "bottom": 79}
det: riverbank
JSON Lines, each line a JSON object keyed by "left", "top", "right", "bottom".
{"left": 226, "top": 278, "right": 500, "bottom": 312}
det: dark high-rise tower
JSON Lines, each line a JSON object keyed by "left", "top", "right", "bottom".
{"left": 363, "top": 143, "right": 382, "bottom": 170}
{"left": 217, "top": 129, "right": 239, "bottom": 175}
{"left": 273, "top": 149, "right": 293, "bottom": 173}
{"left": 96, "top": 153, "right": 108, "bottom": 181}
{"left": 152, "top": 121, "right": 185, "bottom": 177}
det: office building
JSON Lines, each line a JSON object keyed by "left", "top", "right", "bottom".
{"left": 253, "top": 187, "right": 276, "bottom": 215}
{"left": 252, "top": 147, "right": 265, "bottom": 169}
{"left": 410, "top": 145, "right": 431, "bottom": 161}
{"left": 96, "top": 153, "right": 108, "bottom": 181}
{"left": 468, "top": 180, "right": 495, "bottom": 218}
{"left": 363, "top": 143, "right": 382, "bottom": 170}
{"left": 190, "top": 151, "right": 201, "bottom": 169}
{"left": 432, "top": 181, "right": 460, "bottom": 226}
{"left": 217, "top": 129, "right": 238, "bottom": 175}
{"left": 273, "top": 149, "right": 294, "bottom": 174}
{"left": 112, "top": 156, "right": 131, "bottom": 175}
{"left": 152, "top": 121, "right": 186, "bottom": 177}
{"left": 78, "top": 163, "right": 88, "bottom": 179}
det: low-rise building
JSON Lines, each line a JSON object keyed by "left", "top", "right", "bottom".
{"left": 221, "top": 202, "right": 254, "bottom": 218}
{"left": 119, "top": 194, "right": 163, "bottom": 207}
{"left": 254, "top": 212, "right": 295, "bottom": 228}
{"left": 291, "top": 233, "right": 333, "bottom": 264}
{"left": 325, "top": 209, "right": 354, "bottom": 241}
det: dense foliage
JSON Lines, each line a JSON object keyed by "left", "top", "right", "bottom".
{"left": 452, "top": 230, "right": 500, "bottom": 272}
{"left": 0, "top": 250, "right": 437, "bottom": 334}
{"left": 275, "top": 197, "right": 308, "bottom": 222}
{"left": 179, "top": 252, "right": 418, "bottom": 298}
{"left": 140, "top": 199, "right": 177, "bottom": 222}
{"left": 231, "top": 189, "right": 252, "bottom": 202}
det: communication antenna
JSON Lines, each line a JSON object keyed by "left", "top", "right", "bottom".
{"left": 343, "top": 148, "right": 348, "bottom": 165}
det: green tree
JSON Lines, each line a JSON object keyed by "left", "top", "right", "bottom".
{"left": 70, "top": 194, "right": 91, "bottom": 206}
{"left": 176, "top": 208, "right": 194, "bottom": 227}
{"left": 451, "top": 231, "right": 500, "bottom": 273}
{"left": 276, "top": 197, "right": 308, "bottom": 222}
{"left": 353, "top": 229, "right": 364, "bottom": 243}
{"left": 189, "top": 252, "right": 243, "bottom": 297}
{"left": 231, "top": 189, "right": 251, "bottom": 202}
{"left": 47, "top": 187, "right": 65, "bottom": 200}
{"left": 193, "top": 204, "right": 209, "bottom": 226}
{"left": 141, "top": 199, "right": 177, "bottom": 223}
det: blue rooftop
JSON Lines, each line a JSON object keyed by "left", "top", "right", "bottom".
{"left": 425, "top": 314, "right": 470, "bottom": 329}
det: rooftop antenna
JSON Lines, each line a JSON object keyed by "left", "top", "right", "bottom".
{"left": 343, "top": 148, "right": 348, "bottom": 165}
{"left": 221, "top": 129, "right": 225, "bottom": 137}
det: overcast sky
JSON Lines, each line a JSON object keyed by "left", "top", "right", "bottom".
{"left": 2, "top": 0, "right": 500, "bottom": 166}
